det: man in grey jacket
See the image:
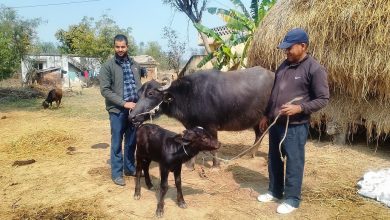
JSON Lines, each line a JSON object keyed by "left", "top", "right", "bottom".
{"left": 258, "top": 28, "right": 329, "bottom": 214}
{"left": 99, "top": 34, "right": 142, "bottom": 186}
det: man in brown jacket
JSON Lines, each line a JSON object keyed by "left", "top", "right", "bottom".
{"left": 258, "top": 28, "right": 329, "bottom": 214}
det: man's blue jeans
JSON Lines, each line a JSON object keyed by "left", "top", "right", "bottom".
{"left": 109, "top": 110, "right": 136, "bottom": 179}
{"left": 267, "top": 123, "right": 309, "bottom": 208}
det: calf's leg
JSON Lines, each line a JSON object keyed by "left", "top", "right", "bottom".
{"left": 173, "top": 165, "right": 187, "bottom": 208}
{"left": 143, "top": 159, "right": 153, "bottom": 189}
{"left": 134, "top": 157, "right": 143, "bottom": 200}
{"left": 156, "top": 167, "right": 169, "bottom": 218}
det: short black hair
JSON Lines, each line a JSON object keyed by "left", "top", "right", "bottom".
{"left": 114, "top": 34, "right": 128, "bottom": 45}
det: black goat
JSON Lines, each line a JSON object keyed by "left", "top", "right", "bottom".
{"left": 134, "top": 124, "right": 220, "bottom": 218}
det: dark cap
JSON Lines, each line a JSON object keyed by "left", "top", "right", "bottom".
{"left": 278, "top": 28, "right": 309, "bottom": 49}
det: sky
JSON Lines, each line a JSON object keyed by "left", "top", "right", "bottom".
{"left": 0, "top": 0, "right": 252, "bottom": 57}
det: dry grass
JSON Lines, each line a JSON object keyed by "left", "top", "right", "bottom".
{"left": 10, "top": 198, "right": 105, "bottom": 220}
{"left": 247, "top": 0, "right": 390, "bottom": 136}
{"left": 4, "top": 129, "right": 77, "bottom": 160}
{"left": 248, "top": 0, "right": 390, "bottom": 102}
{"left": 312, "top": 93, "right": 390, "bottom": 137}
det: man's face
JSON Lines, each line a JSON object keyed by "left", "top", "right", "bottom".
{"left": 284, "top": 43, "right": 307, "bottom": 63}
{"left": 114, "top": 40, "right": 128, "bottom": 57}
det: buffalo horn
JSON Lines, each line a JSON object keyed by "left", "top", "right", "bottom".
{"left": 158, "top": 76, "right": 172, "bottom": 91}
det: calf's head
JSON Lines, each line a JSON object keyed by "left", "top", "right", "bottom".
{"left": 179, "top": 127, "right": 220, "bottom": 151}
{"left": 42, "top": 101, "right": 50, "bottom": 109}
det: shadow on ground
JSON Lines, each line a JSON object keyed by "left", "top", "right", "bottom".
{"left": 91, "top": 143, "right": 109, "bottom": 149}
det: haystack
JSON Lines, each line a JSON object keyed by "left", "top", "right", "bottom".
{"left": 247, "top": 0, "right": 390, "bottom": 137}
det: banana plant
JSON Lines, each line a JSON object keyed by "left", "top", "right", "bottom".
{"left": 198, "top": 0, "right": 276, "bottom": 69}
{"left": 194, "top": 23, "right": 242, "bottom": 70}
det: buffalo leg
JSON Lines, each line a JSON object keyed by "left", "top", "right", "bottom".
{"left": 251, "top": 125, "right": 263, "bottom": 158}
{"left": 156, "top": 167, "right": 169, "bottom": 218}
{"left": 211, "top": 150, "right": 220, "bottom": 167}
{"left": 209, "top": 129, "right": 220, "bottom": 168}
{"left": 173, "top": 166, "right": 187, "bottom": 208}
{"left": 185, "top": 157, "right": 196, "bottom": 170}
{"left": 143, "top": 159, "right": 153, "bottom": 189}
{"left": 134, "top": 157, "right": 143, "bottom": 200}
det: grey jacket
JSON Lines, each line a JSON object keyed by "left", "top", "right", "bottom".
{"left": 264, "top": 55, "right": 329, "bottom": 124}
{"left": 99, "top": 56, "right": 142, "bottom": 113}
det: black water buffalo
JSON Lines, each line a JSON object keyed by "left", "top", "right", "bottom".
{"left": 129, "top": 66, "right": 275, "bottom": 167}
{"left": 134, "top": 124, "right": 220, "bottom": 217}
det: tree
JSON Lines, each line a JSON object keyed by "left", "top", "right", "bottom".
{"left": 196, "top": 0, "right": 276, "bottom": 70}
{"left": 55, "top": 15, "right": 136, "bottom": 63}
{"left": 189, "top": 47, "right": 205, "bottom": 56}
{"left": 144, "top": 41, "right": 169, "bottom": 70}
{"left": 31, "top": 41, "right": 60, "bottom": 54}
{"left": 162, "top": 0, "right": 212, "bottom": 54}
{"left": 138, "top": 41, "right": 145, "bottom": 54}
{"left": 162, "top": 27, "right": 186, "bottom": 76}
{"left": 0, "top": 6, "right": 41, "bottom": 80}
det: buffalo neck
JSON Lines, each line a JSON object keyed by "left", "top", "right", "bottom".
{"left": 161, "top": 101, "right": 189, "bottom": 126}
{"left": 170, "top": 142, "right": 200, "bottom": 163}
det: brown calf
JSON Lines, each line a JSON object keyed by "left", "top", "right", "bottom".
{"left": 42, "top": 88, "right": 62, "bottom": 109}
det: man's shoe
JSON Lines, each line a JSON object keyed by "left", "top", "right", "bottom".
{"left": 112, "top": 177, "right": 125, "bottom": 186}
{"left": 277, "top": 202, "right": 297, "bottom": 214}
{"left": 124, "top": 170, "right": 144, "bottom": 177}
{"left": 257, "top": 192, "right": 279, "bottom": 202}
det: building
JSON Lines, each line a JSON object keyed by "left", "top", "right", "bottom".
{"left": 21, "top": 54, "right": 101, "bottom": 89}
{"left": 132, "top": 55, "right": 158, "bottom": 80}
{"left": 178, "top": 55, "right": 213, "bottom": 77}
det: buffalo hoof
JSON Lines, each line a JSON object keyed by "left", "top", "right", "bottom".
{"left": 209, "top": 166, "right": 221, "bottom": 172}
{"left": 146, "top": 184, "right": 154, "bottom": 190}
{"left": 133, "top": 194, "right": 141, "bottom": 200}
{"left": 184, "top": 164, "right": 195, "bottom": 171}
{"left": 178, "top": 201, "right": 187, "bottom": 209}
{"left": 156, "top": 208, "right": 164, "bottom": 218}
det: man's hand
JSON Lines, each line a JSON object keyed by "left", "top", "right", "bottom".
{"left": 124, "top": 102, "right": 136, "bottom": 110}
{"left": 259, "top": 116, "right": 268, "bottom": 132}
{"left": 280, "top": 104, "right": 302, "bottom": 116}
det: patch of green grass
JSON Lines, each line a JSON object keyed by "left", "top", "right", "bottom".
{"left": 0, "top": 98, "right": 42, "bottom": 112}
{"left": 47, "top": 88, "right": 108, "bottom": 121}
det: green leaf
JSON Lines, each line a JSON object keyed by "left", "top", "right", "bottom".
{"left": 197, "top": 52, "right": 215, "bottom": 68}
{"left": 230, "top": 0, "right": 250, "bottom": 18}
{"left": 250, "top": 0, "right": 259, "bottom": 25}
{"left": 194, "top": 23, "right": 223, "bottom": 42}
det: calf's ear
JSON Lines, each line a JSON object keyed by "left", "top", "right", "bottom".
{"left": 173, "top": 135, "right": 190, "bottom": 145}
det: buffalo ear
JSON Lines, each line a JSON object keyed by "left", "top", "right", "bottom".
{"left": 182, "top": 129, "right": 196, "bottom": 139}
{"left": 163, "top": 92, "right": 174, "bottom": 103}
{"left": 173, "top": 135, "right": 190, "bottom": 145}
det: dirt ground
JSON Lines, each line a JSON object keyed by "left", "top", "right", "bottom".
{"left": 1, "top": 86, "right": 390, "bottom": 220}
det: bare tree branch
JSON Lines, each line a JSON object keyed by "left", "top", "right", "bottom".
{"left": 162, "top": 0, "right": 211, "bottom": 53}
